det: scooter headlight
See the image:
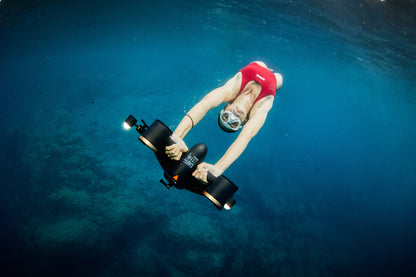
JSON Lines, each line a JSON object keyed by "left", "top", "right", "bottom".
{"left": 224, "top": 198, "right": 236, "bottom": 210}
{"left": 123, "top": 115, "right": 138, "bottom": 130}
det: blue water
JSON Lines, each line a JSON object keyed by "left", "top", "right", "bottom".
{"left": 1, "top": 0, "right": 416, "bottom": 276}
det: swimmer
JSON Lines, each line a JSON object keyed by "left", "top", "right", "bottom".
{"left": 166, "top": 61, "right": 283, "bottom": 183}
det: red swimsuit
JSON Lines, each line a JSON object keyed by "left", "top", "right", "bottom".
{"left": 238, "top": 62, "right": 277, "bottom": 104}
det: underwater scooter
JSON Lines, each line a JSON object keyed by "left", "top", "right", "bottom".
{"left": 123, "top": 115, "right": 238, "bottom": 211}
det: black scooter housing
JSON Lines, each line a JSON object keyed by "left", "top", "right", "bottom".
{"left": 129, "top": 115, "right": 238, "bottom": 210}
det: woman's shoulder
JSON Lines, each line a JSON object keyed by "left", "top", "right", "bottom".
{"left": 274, "top": 73, "right": 283, "bottom": 89}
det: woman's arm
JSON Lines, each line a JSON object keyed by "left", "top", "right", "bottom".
{"left": 193, "top": 96, "right": 274, "bottom": 182}
{"left": 173, "top": 73, "right": 241, "bottom": 139}
{"left": 166, "top": 73, "right": 241, "bottom": 161}
{"left": 214, "top": 96, "right": 274, "bottom": 172}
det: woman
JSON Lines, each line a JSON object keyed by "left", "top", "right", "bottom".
{"left": 166, "top": 61, "right": 283, "bottom": 183}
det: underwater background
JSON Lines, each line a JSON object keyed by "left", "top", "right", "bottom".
{"left": 1, "top": 0, "right": 415, "bottom": 276}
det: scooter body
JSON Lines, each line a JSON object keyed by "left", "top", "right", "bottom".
{"left": 125, "top": 115, "right": 238, "bottom": 210}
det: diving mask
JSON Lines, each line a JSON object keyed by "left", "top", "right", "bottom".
{"left": 218, "top": 109, "right": 242, "bottom": 132}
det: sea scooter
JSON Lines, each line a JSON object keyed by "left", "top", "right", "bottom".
{"left": 123, "top": 115, "right": 238, "bottom": 211}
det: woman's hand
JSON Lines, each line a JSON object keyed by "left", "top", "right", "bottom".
{"left": 192, "top": 162, "right": 223, "bottom": 184}
{"left": 165, "top": 134, "right": 188, "bottom": 160}
{"left": 165, "top": 144, "right": 183, "bottom": 160}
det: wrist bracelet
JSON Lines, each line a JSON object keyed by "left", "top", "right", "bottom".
{"left": 185, "top": 114, "right": 194, "bottom": 128}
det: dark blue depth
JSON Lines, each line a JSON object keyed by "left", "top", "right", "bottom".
{"left": 1, "top": 0, "right": 416, "bottom": 276}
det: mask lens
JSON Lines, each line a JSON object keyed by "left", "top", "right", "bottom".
{"left": 230, "top": 122, "right": 239, "bottom": 129}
